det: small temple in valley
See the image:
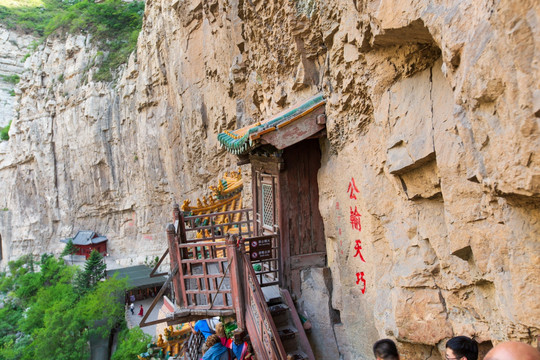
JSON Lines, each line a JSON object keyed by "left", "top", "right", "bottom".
{"left": 61, "top": 230, "right": 108, "bottom": 259}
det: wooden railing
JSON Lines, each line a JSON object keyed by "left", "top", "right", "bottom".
{"left": 176, "top": 240, "right": 232, "bottom": 310}
{"left": 240, "top": 242, "right": 287, "bottom": 360}
{"left": 160, "top": 205, "right": 288, "bottom": 360}
{"left": 243, "top": 234, "right": 281, "bottom": 288}
{"left": 182, "top": 208, "right": 253, "bottom": 243}
{"left": 165, "top": 206, "right": 255, "bottom": 310}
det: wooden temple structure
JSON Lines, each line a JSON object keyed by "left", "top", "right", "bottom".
{"left": 143, "top": 94, "right": 327, "bottom": 360}
{"left": 62, "top": 230, "right": 108, "bottom": 259}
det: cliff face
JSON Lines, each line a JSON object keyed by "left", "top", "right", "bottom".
{"left": 0, "top": 0, "right": 539, "bottom": 358}
{"left": 0, "top": 29, "right": 179, "bottom": 265}
{"left": 0, "top": 27, "right": 34, "bottom": 128}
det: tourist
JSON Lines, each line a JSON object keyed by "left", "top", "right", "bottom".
{"left": 190, "top": 319, "right": 215, "bottom": 341}
{"left": 373, "top": 339, "right": 400, "bottom": 360}
{"left": 484, "top": 341, "right": 540, "bottom": 360}
{"left": 138, "top": 304, "right": 144, "bottom": 317}
{"left": 226, "top": 329, "right": 252, "bottom": 360}
{"left": 202, "top": 334, "right": 232, "bottom": 360}
{"left": 190, "top": 319, "right": 216, "bottom": 353}
{"left": 445, "top": 336, "right": 478, "bottom": 360}
{"left": 130, "top": 303, "right": 134, "bottom": 315}
{"left": 215, "top": 322, "right": 227, "bottom": 346}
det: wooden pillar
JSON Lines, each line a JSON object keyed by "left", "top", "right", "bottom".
{"left": 227, "top": 235, "right": 245, "bottom": 330}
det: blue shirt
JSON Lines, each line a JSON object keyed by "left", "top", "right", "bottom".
{"left": 203, "top": 343, "right": 230, "bottom": 360}
{"left": 231, "top": 341, "right": 248, "bottom": 360}
{"left": 194, "top": 320, "right": 214, "bottom": 340}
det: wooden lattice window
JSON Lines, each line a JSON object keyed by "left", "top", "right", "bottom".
{"left": 257, "top": 174, "right": 276, "bottom": 232}
{"left": 262, "top": 183, "right": 274, "bottom": 229}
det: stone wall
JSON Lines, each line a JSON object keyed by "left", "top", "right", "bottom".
{"left": 0, "top": 0, "right": 538, "bottom": 358}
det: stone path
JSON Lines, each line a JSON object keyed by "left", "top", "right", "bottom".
{"left": 126, "top": 297, "right": 164, "bottom": 341}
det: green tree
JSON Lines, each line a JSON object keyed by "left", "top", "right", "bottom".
{"left": 0, "top": 0, "right": 144, "bottom": 81}
{"left": 60, "top": 238, "right": 78, "bottom": 264}
{"left": 74, "top": 249, "right": 106, "bottom": 297}
{"left": 79, "top": 276, "right": 127, "bottom": 338}
{"left": 0, "top": 304, "right": 23, "bottom": 350}
{"left": 25, "top": 283, "right": 87, "bottom": 360}
{"left": 0, "top": 254, "right": 81, "bottom": 360}
{"left": 111, "top": 326, "right": 151, "bottom": 360}
{"left": 60, "top": 239, "right": 77, "bottom": 257}
{"left": 0, "top": 253, "right": 128, "bottom": 360}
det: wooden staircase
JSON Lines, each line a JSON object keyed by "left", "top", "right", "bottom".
{"left": 238, "top": 235, "right": 315, "bottom": 360}
{"left": 268, "top": 289, "right": 312, "bottom": 360}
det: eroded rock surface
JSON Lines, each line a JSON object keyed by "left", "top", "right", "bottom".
{"left": 0, "top": 0, "right": 538, "bottom": 358}
{"left": 0, "top": 26, "right": 34, "bottom": 127}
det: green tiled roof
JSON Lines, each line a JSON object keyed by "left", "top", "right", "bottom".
{"left": 108, "top": 265, "right": 166, "bottom": 289}
{"left": 218, "top": 93, "right": 325, "bottom": 155}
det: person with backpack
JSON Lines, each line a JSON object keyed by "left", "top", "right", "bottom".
{"left": 190, "top": 319, "right": 215, "bottom": 341}
{"left": 203, "top": 335, "right": 232, "bottom": 360}
{"left": 226, "top": 329, "right": 252, "bottom": 360}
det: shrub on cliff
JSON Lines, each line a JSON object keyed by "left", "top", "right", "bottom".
{"left": 0, "top": 120, "right": 11, "bottom": 141}
{"left": 0, "top": 74, "right": 20, "bottom": 84}
{"left": 0, "top": 0, "right": 63, "bottom": 36}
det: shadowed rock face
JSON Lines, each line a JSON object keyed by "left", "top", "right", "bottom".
{"left": 0, "top": 0, "right": 539, "bottom": 358}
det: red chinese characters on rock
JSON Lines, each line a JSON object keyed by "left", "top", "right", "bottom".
{"left": 344, "top": 177, "right": 367, "bottom": 294}
{"left": 350, "top": 206, "right": 362, "bottom": 232}
{"left": 356, "top": 272, "right": 366, "bottom": 294}
{"left": 347, "top": 178, "right": 359, "bottom": 200}
{"left": 353, "top": 240, "right": 365, "bottom": 262}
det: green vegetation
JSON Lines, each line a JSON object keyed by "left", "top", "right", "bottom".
{"left": 144, "top": 255, "right": 159, "bottom": 268}
{"left": 111, "top": 327, "right": 152, "bottom": 360}
{"left": 0, "top": 0, "right": 145, "bottom": 82}
{"left": 74, "top": 249, "right": 106, "bottom": 297}
{"left": 0, "top": 0, "right": 60, "bottom": 36}
{"left": 0, "top": 120, "right": 11, "bottom": 141}
{"left": 60, "top": 238, "right": 77, "bottom": 257}
{"left": 0, "top": 74, "right": 19, "bottom": 84}
{"left": 0, "top": 253, "right": 129, "bottom": 359}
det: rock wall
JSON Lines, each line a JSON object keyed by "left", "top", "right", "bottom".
{"left": 0, "top": 26, "right": 34, "bottom": 128}
{"left": 0, "top": 0, "right": 539, "bottom": 358}
{"left": 0, "top": 31, "right": 175, "bottom": 266}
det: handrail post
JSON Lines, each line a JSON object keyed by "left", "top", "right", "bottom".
{"left": 227, "top": 234, "right": 245, "bottom": 330}
{"left": 173, "top": 203, "right": 181, "bottom": 222}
